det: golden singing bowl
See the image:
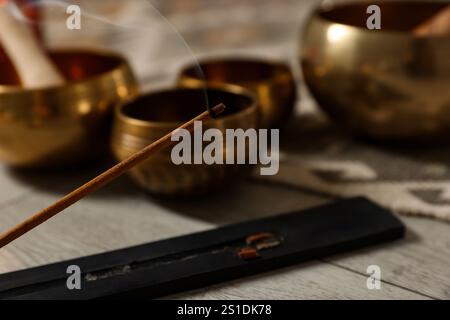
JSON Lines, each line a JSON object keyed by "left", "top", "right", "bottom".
{"left": 178, "top": 58, "right": 296, "bottom": 129}
{"left": 111, "top": 86, "right": 258, "bottom": 196}
{"left": 0, "top": 49, "right": 138, "bottom": 168}
{"left": 301, "top": 1, "right": 450, "bottom": 141}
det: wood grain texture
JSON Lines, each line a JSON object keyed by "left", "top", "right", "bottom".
{"left": 168, "top": 262, "right": 428, "bottom": 300}
{"left": 322, "top": 216, "right": 450, "bottom": 300}
{"left": 0, "top": 163, "right": 448, "bottom": 299}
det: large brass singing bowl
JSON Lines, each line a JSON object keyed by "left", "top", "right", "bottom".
{"left": 178, "top": 58, "right": 296, "bottom": 129}
{"left": 0, "top": 50, "right": 138, "bottom": 168}
{"left": 301, "top": 1, "right": 450, "bottom": 141}
{"left": 111, "top": 86, "right": 258, "bottom": 196}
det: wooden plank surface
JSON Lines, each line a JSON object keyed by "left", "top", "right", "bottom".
{"left": 169, "top": 261, "right": 428, "bottom": 300}
{"left": 322, "top": 216, "right": 450, "bottom": 300}
{"left": 0, "top": 162, "right": 448, "bottom": 299}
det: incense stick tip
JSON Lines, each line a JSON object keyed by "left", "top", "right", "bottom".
{"left": 209, "top": 103, "right": 226, "bottom": 118}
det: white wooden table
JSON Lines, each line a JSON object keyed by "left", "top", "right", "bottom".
{"left": 0, "top": 161, "right": 448, "bottom": 299}
{"left": 0, "top": 0, "right": 449, "bottom": 300}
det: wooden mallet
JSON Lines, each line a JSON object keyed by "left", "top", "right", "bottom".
{"left": 0, "top": 0, "right": 64, "bottom": 88}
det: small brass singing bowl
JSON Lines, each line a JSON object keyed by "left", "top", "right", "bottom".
{"left": 302, "top": 1, "right": 450, "bottom": 141}
{"left": 0, "top": 50, "right": 138, "bottom": 168}
{"left": 178, "top": 58, "right": 296, "bottom": 129}
{"left": 111, "top": 86, "right": 258, "bottom": 196}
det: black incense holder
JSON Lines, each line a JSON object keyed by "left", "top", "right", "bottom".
{"left": 0, "top": 197, "right": 405, "bottom": 300}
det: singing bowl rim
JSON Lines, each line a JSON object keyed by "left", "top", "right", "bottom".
{"left": 310, "top": 0, "right": 450, "bottom": 39}
{"left": 178, "top": 57, "right": 295, "bottom": 87}
{"left": 0, "top": 48, "right": 133, "bottom": 95}
{"left": 115, "top": 84, "right": 259, "bottom": 129}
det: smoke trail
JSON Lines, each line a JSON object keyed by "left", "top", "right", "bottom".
{"left": 6, "top": 0, "right": 210, "bottom": 110}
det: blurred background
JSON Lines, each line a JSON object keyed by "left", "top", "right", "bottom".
{"left": 38, "top": 0, "right": 316, "bottom": 90}
{"left": 2, "top": 0, "right": 450, "bottom": 221}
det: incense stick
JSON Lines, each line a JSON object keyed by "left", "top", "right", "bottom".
{"left": 0, "top": 103, "right": 225, "bottom": 249}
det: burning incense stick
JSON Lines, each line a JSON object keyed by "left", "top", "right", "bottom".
{"left": 0, "top": 103, "right": 226, "bottom": 249}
